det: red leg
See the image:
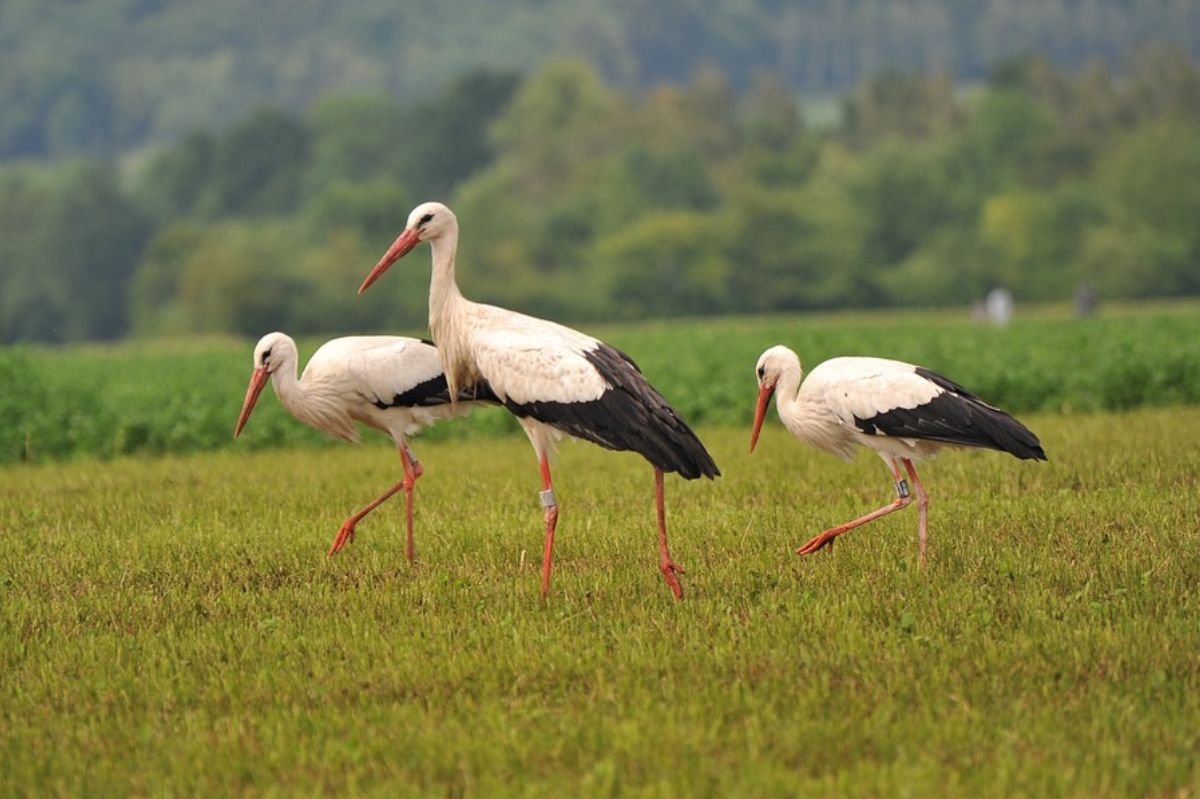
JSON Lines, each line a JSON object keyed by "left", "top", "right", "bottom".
{"left": 655, "top": 468, "right": 686, "bottom": 601}
{"left": 797, "top": 459, "right": 911, "bottom": 556}
{"left": 538, "top": 454, "right": 559, "bottom": 599}
{"left": 902, "top": 459, "right": 930, "bottom": 565}
{"left": 327, "top": 444, "right": 420, "bottom": 559}
{"left": 400, "top": 445, "right": 424, "bottom": 564}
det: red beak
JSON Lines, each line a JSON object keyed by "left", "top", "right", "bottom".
{"left": 750, "top": 384, "right": 775, "bottom": 453}
{"left": 234, "top": 367, "right": 270, "bottom": 439}
{"left": 359, "top": 228, "right": 421, "bottom": 294}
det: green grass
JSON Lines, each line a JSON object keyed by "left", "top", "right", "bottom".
{"left": 2, "top": 408, "right": 1198, "bottom": 796}
{"left": 4, "top": 300, "right": 1200, "bottom": 463}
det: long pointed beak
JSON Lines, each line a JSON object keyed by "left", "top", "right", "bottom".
{"left": 234, "top": 367, "right": 270, "bottom": 439}
{"left": 750, "top": 384, "right": 775, "bottom": 453}
{"left": 359, "top": 228, "right": 420, "bottom": 294}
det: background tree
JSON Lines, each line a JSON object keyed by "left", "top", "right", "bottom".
{"left": 848, "top": 140, "right": 965, "bottom": 275}
{"left": 202, "top": 108, "right": 311, "bottom": 218}
{"left": 1079, "top": 120, "right": 1200, "bottom": 297}
{"left": 136, "top": 131, "right": 217, "bottom": 220}
{"left": 305, "top": 96, "right": 409, "bottom": 188}
{"left": 2, "top": 0, "right": 1198, "bottom": 160}
{"left": 842, "top": 69, "right": 962, "bottom": 148}
{"left": 0, "top": 181, "right": 65, "bottom": 342}
{"left": 2, "top": 163, "right": 151, "bottom": 342}
{"left": 597, "top": 210, "right": 728, "bottom": 319}
{"left": 4, "top": 48, "right": 1200, "bottom": 344}
{"left": 396, "top": 68, "right": 522, "bottom": 200}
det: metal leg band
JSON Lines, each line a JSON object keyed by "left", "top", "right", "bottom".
{"left": 539, "top": 489, "right": 557, "bottom": 509}
{"left": 895, "top": 479, "right": 911, "bottom": 499}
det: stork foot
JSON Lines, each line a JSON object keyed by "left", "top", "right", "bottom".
{"left": 796, "top": 529, "right": 839, "bottom": 556}
{"left": 659, "top": 558, "right": 686, "bottom": 601}
{"left": 328, "top": 520, "right": 358, "bottom": 557}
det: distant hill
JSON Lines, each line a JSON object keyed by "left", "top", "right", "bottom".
{"left": 1, "top": 0, "right": 1198, "bottom": 160}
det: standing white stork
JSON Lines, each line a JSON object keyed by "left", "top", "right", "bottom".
{"left": 234, "top": 331, "right": 495, "bottom": 561}
{"left": 750, "top": 345, "right": 1046, "bottom": 562}
{"left": 357, "top": 202, "right": 719, "bottom": 600}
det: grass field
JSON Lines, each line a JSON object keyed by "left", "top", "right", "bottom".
{"left": 4, "top": 300, "right": 1200, "bottom": 463}
{"left": 2, "top": 407, "right": 1198, "bottom": 796}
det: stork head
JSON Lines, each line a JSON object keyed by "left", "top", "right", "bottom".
{"left": 359, "top": 201, "right": 457, "bottom": 294}
{"left": 234, "top": 332, "right": 296, "bottom": 438}
{"left": 750, "top": 345, "right": 801, "bottom": 453}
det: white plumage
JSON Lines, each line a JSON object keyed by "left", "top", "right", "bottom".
{"left": 751, "top": 345, "right": 1046, "bottom": 562}
{"left": 471, "top": 324, "right": 610, "bottom": 406}
{"left": 234, "top": 331, "right": 493, "bottom": 561}
{"left": 358, "top": 202, "right": 719, "bottom": 600}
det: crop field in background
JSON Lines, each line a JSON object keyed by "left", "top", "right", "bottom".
{"left": 2, "top": 409, "right": 1199, "bottom": 796}
{"left": 2, "top": 301, "right": 1200, "bottom": 463}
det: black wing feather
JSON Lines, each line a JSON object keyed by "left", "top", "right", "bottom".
{"left": 504, "top": 343, "right": 720, "bottom": 479}
{"left": 375, "top": 375, "right": 501, "bottom": 409}
{"left": 855, "top": 367, "right": 1047, "bottom": 461}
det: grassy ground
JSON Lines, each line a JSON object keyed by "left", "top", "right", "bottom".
{"left": 2, "top": 408, "right": 1198, "bottom": 796}
{"left": 6, "top": 299, "right": 1200, "bottom": 463}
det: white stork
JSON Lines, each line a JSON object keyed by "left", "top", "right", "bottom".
{"left": 234, "top": 331, "right": 495, "bottom": 561}
{"left": 357, "top": 202, "right": 720, "bottom": 600}
{"left": 750, "top": 345, "right": 1046, "bottom": 562}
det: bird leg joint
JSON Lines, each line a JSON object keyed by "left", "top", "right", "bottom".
{"left": 894, "top": 479, "right": 911, "bottom": 499}
{"left": 539, "top": 488, "right": 557, "bottom": 509}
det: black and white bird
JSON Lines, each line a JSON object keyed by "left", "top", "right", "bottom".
{"left": 358, "top": 202, "right": 719, "bottom": 600}
{"left": 234, "top": 331, "right": 495, "bottom": 561}
{"left": 750, "top": 345, "right": 1046, "bottom": 562}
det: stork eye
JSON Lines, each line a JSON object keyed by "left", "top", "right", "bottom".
{"left": 261, "top": 347, "right": 273, "bottom": 364}
{"left": 757, "top": 366, "right": 765, "bottom": 379}
{"left": 419, "top": 213, "right": 434, "bottom": 226}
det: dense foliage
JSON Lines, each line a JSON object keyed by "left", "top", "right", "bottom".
{"left": 3, "top": 305, "right": 1198, "bottom": 465}
{"left": 2, "top": 51, "right": 1199, "bottom": 344}
{"left": 3, "top": 0, "right": 1197, "bottom": 159}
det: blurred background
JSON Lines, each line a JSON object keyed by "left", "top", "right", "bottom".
{"left": 1, "top": 0, "right": 1198, "bottom": 345}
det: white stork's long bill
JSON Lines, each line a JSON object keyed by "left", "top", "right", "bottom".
{"left": 359, "top": 228, "right": 421, "bottom": 294}
{"left": 234, "top": 366, "right": 270, "bottom": 438}
{"left": 749, "top": 383, "right": 775, "bottom": 453}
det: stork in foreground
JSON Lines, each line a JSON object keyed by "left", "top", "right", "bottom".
{"left": 234, "top": 332, "right": 495, "bottom": 561}
{"left": 750, "top": 345, "right": 1046, "bottom": 562}
{"left": 358, "top": 202, "right": 720, "bottom": 600}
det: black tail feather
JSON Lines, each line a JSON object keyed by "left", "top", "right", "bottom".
{"left": 504, "top": 343, "right": 720, "bottom": 479}
{"left": 858, "top": 368, "right": 1047, "bottom": 461}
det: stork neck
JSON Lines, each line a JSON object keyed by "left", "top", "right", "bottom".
{"left": 772, "top": 365, "right": 805, "bottom": 424}
{"left": 428, "top": 227, "right": 465, "bottom": 328}
{"left": 269, "top": 356, "right": 303, "bottom": 415}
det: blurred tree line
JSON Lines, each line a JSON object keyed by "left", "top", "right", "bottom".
{"left": 2, "top": 0, "right": 1198, "bottom": 161}
{"left": 2, "top": 49, "right": 1200, "bottom": 344}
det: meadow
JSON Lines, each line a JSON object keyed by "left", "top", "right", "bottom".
{"left": 1, "top": 409, "right": 1198, "bottom": 796}
{"left": 2, "top": 304, "right": 1199, "bottom": 795}
{"left": 3, "top": 301, "right": 1200, "bottom": 464}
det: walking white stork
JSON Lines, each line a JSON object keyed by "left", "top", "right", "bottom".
{"left": 357, "top": 202, "right": 719, "bottom": 600}
{"left": 234, "top": 331, "right": 495, "bottom": 561}
{"left": 750, "top": 345, "right": 1046, "bottom": 562}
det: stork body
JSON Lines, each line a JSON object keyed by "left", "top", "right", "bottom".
{"left": 234, "top": 332, "right": 494, "bottom": 560}
{"left": 359, "top": 203, "right": 719, "bottom": 600}
{"left": 751, "top": 346, "right": 1046, "bottom": 562}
